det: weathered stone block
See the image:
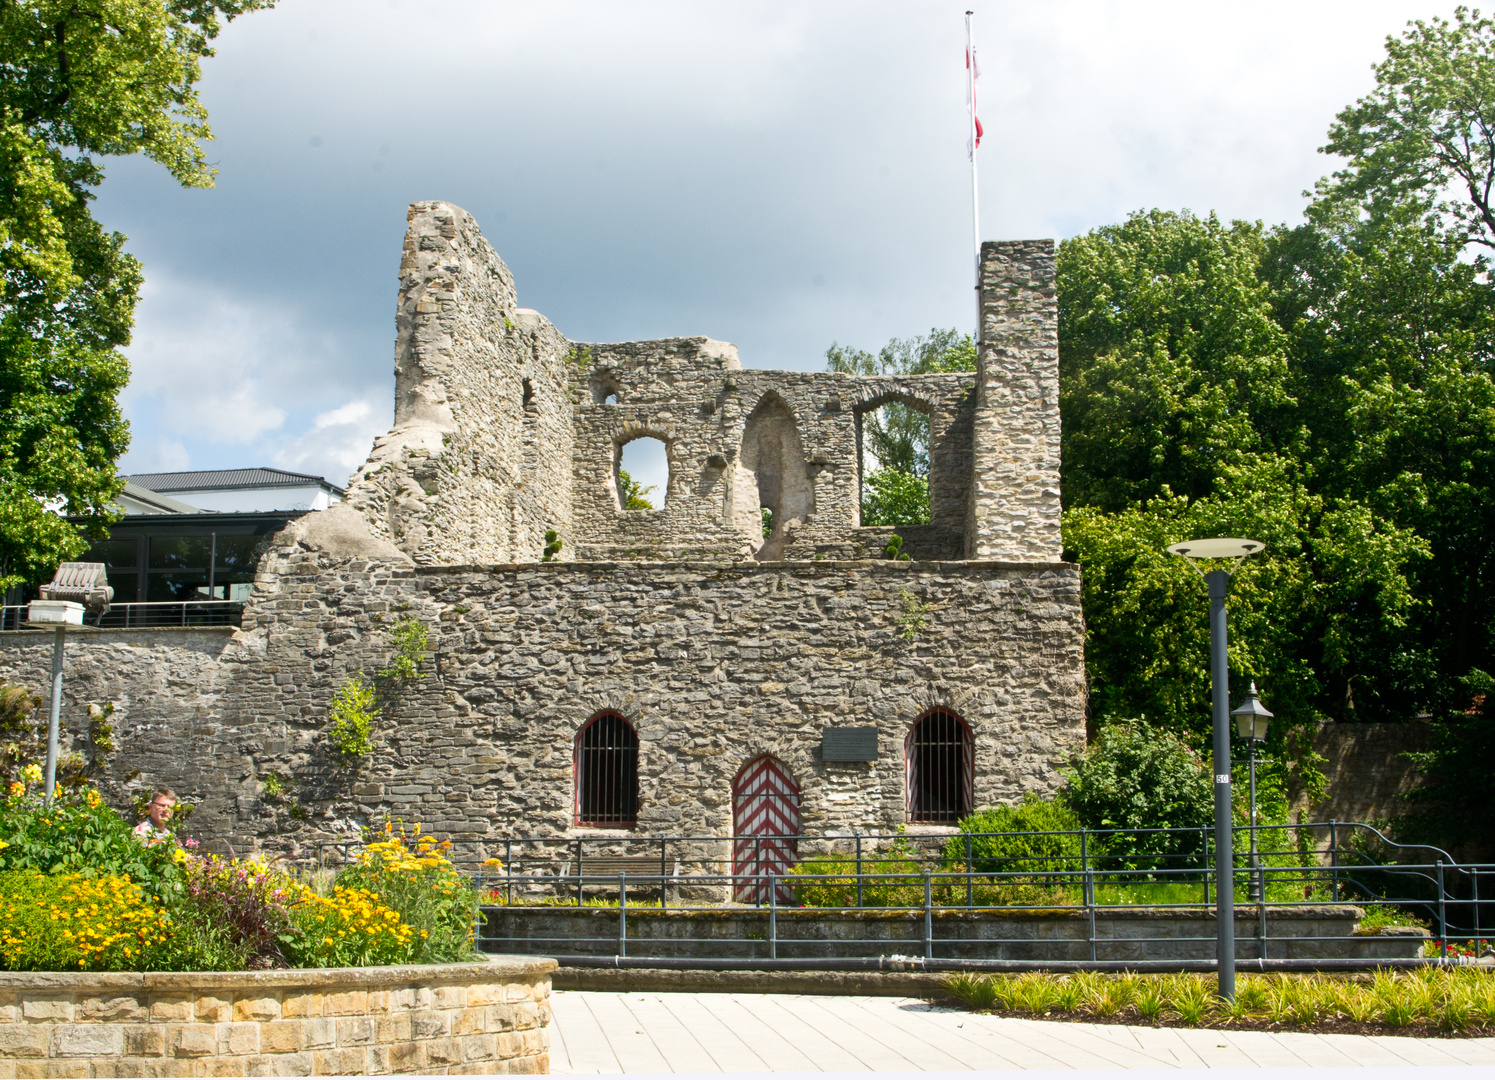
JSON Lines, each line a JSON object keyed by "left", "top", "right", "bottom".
{"left": 79, "top": 996, "right": 145, "bottom": 1023}
{"left": 333, "top": 1016, "right": 374, "bottom": 1046}
{"left": 0, "top": 1027, "right": 49, "bottom": 1058}
{"left": 218, "top": 1022, "right": 258, "bottom": 1057}
{"left": 51, "top": 1025, "right": 123, "bottom": 1057}
{"left": 278, "top": 994, "right": 320, "bottom": 1020}
{"left": 20, "top": 999, "right": 70, "bottom": 1023}
{"left": 321, "top": 991, "right": 367, "bottom": 1017}
{"left": 191, "top": 997, "right": 230, "bottom": 1025}
{"left": 123, "top": 1025, "right": 165, "bottom": 1058}
{"left": 149, "top": 997, "right": 193, "bottom": 1024}
{"left": 230, "top": 997, "right": 279, "bottom": 1023}
{"left": 312, "top": 1049, "right": 366, "bottom": 1076}
{"left": 299, "top": 1018, "right": 334, "bottom": 1050}
{"left": 256, "top": 1021, "right": 301, "bottom": 1056}
{"left": 167, "top": 1025, "right": 216, "bottom": 1058}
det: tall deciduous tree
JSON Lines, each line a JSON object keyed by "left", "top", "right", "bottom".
{"left": 0, "top": 0, "right": 273, "bottom": 591}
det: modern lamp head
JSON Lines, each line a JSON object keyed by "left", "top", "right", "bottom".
{"left": 1165, "top": 538, "right": 1264, "bottom": 562}
{"left": 1231, "top": 680, "right": 1274, "bottom": 742}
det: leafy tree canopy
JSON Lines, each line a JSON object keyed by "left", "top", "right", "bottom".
{"left": 825, "top": 327, "right": 974, "bottom": 526}
{"left": 0, "top": 0, "right": 273, "bottom": 591}
{"left": 1312, "top": 6, "right": 1495, "bottom": 250}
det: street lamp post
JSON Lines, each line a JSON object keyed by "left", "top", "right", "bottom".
{"left": 1232, "top": 682, "right": 1273, "bottom": 904}
{"left": 1167, "top": 537, "right": 1262, "bottom": 1002}
{"left": 26, "top": 562, "right": 112, "bottom": 803}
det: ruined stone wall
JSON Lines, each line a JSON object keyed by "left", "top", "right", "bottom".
{"left": 333, "top": 201, "right": 1071, "bottom": 567}
{"left": 0, "top": 546, "right": 1086, "bottom": 857}
{"left": 567, "top": 342, "right": 973, "bottom": 562}
{"left": 968, "top": 240, "right": 1062, "bottom": 561}
{"left": 341, "top": 202, "right": 574, "bottom": 566}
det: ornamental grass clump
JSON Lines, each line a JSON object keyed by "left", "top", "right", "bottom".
{"left": 942, "top": 969, "right": 1495, "bottom": 1034}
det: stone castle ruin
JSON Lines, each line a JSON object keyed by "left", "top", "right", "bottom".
{"left": 0, "top": 202, "right": 1086, "bottom": 860}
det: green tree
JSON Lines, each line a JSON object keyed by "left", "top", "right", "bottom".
{"left": 1293, "top": 7, "right": 1495, "bottom": 847}
{"left": 859, "top": 468, "right": 929, "bottom": 527}
{"left": 0, "top": 0, "right": 274, "bottom": 591}
{"left": 1311, "top": 7, "right": 1495, "bottom": 251}
{"left": 825, "top": 327, "right": 974, "bottom": 525}
{"left": 617, "top": 468, "right": 655, "bottom": 510}
{"left": 1058, "top": 211, "right": 1429, "bottom": 741}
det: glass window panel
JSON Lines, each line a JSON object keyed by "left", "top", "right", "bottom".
{"left": 214, "top": 535, "right": 262, "bottom": 574}
{"left": 146, "top": 573, "right": 209, "bottom": 602}
{"left": 106, "top": 573, "right": 139, "bottom": 604}
{"left": 148, "top": 536, "right": 213, "bottom": 570}
{"left": 82, "top": 540, "right": 139, "bottom": 570}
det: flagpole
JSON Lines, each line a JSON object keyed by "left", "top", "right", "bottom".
{"left": 966, "top": 10, "right": 981, "bottom": 344}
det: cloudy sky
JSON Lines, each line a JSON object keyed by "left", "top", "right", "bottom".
{"left": 99, "top": 0, "right": 1456, "bottom": 496}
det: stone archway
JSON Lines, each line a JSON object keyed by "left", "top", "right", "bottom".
{"left": 732, "top": 393, "right": 814, "bottom": 560}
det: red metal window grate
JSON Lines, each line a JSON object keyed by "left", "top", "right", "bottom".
{"left": 575, "top": 711, "right": 639, "bottom": 827}
{"left": 905, "top": 708, "right": 973, "bottom": 824}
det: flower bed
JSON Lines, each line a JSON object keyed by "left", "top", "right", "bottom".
{"left": 0, "top": 783, "right": 480, "bottom": 973}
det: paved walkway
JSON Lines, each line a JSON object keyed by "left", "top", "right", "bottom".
{"left": 550, "top": 990, "right": 1495, "bottom": 1073}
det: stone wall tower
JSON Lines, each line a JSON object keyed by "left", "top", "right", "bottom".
{"left": 966, "top": 240, "right": 1063, "bottom": 561}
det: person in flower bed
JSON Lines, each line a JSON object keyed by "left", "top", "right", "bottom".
{"left": 132, "top": 786, "right": 176, "bottom": 845}
{"left": 0, "top": 775, "right": 481, "bottom": 973}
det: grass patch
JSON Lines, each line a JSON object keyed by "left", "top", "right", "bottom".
{"left": 941, "top": 968, "right": 1495, "bottom": 1035}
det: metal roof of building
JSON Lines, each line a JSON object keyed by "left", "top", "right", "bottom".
{"left": 123, "top": 468, "right": 346, "bottom": 495}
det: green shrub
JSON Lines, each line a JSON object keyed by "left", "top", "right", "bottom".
{"left": 942, "top": 795, "right": 1085, "bottom": 878}
{"left": 378, "top": 618, "right": 429, "bottom": 682}
{"left": 281, "top": 885, "right": 415, "bottom": 968}
{"left": 0, "top": 871, "right": 172, "bottom": 971}
{"left": 327, "top": 676, "right": 378, "bottom": 758}
{"left": 1062, "top": 722, "right": 1213, "bottom": 873}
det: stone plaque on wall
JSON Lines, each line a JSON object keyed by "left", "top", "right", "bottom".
{"left": 822, "top": 726, "right": 878, "bottom": 762}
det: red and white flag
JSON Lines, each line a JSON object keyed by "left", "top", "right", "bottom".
{"left": 966, "top": 39, "right": 982, "bottom": 159}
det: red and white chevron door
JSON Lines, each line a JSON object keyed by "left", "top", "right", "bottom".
{"left": 732, "top": 755, "right": 801, "bottom": 904}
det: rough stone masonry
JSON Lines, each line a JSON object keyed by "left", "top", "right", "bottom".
{"left": 0, "top": 202, "right": 1085, "bottom": 858}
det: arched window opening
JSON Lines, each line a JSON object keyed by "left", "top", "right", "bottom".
{"left": 575, "top": 711, "right": 639, "bottom": 827}
{"left": 521, "top": 378, "right": 536, "bottom": 414}
{"left": 905, "top": 709, "right": 973, "bottom": 824}
{"left": 592, "top": 372, "right": 622, "bottom": 404}
{"left": 855, "top": 395, "right": 932, "bottom": 528}
{"left": 617, "top": 436, "right": 669, "bottom": 510}
{"left": 732, "top": 393, "right": 814, "bottom": 560}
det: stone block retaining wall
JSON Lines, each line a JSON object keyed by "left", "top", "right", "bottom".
{"left": 0, "top": 956, "right": 554, "bottom": 1077}
{"left": 481, "top": 906, "right": 1426, "bottom": 964}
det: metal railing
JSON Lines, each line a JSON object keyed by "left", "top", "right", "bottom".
{"left": 313, "top": 821, "right": 1493, "bottom": 970}
{"left": 0, "top": 600, "right": 245, "bottom": 630}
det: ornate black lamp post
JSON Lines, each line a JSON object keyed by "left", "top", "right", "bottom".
{"left": 1232, "top": 681, "right": 1273, "bottom": 903}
